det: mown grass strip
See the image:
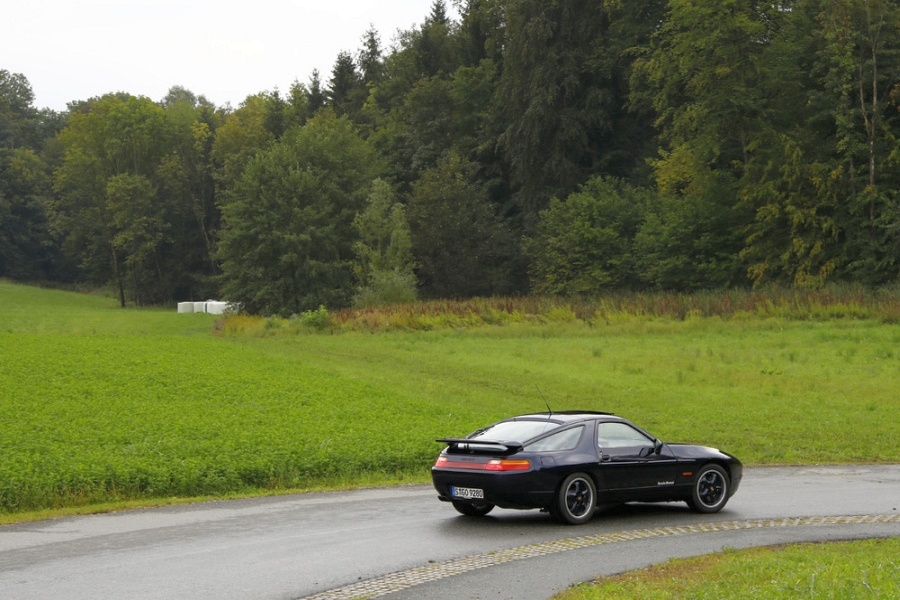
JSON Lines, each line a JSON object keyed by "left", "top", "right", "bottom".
{"left": 556, "top": 538, "right": 900, "bottom": 600}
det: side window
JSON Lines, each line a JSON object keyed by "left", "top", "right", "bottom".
{"left": 597, "top": 422, "right": 654, "bottom": 450}
{"left": 526, "top": 426, "right": 584, "bottom": 452}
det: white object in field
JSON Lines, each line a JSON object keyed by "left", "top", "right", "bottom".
{"left": 205, "top": 301, "right": 229, "bottom": 315}
{"left": 177, "top": 300, "right": 236, "bottom": 314}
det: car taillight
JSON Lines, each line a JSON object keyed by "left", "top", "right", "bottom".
{"left": 433, "top": 455, "right": 531, "bottom": 471}
{"left": 485, "top": 459, "right": 531, "bottom": 471}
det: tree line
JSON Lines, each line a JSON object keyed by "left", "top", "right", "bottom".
{"left": 1, "top": 0, "right": 898, "bottom": 314}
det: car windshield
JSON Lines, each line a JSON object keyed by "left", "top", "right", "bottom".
{"left": 470, "top": 419, "right": 561, "bottom": 443}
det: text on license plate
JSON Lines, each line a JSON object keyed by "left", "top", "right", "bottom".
{"left": 451, "top": 486, "right": 484, "bottom": 499}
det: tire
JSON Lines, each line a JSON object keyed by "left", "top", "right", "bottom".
{"left": 451, "top": 500, "right": 494, "bottom": 517}
{"left": 687, "top": 464, "right": 730, "bottom": 513}
{"left": 550, "top": 473, "right": 597, "bottom": 525}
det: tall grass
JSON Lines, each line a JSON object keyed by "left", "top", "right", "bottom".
{"left": 316, "top": 286, "right": 900, "bottom": 332}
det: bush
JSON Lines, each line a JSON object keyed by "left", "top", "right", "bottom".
{"left": 296, "top": 305, "right": 331, "bottom": 330}
{"left": 353, "top": 269, "right": 418, "bottom": 308}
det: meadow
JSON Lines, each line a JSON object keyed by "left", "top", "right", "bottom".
{"left": 1, "top": 281, "right": 898, "bottom": 518}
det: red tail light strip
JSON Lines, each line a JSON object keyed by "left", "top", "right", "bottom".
{"left": 434, "top": 456, "right": 531, "bottom": 471}
{"left": 434, "top": 457, "right": 488, "bottom": 470}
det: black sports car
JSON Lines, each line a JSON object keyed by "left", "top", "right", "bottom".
{"left": 432, "top": 411, "right": 742, "bottom": 524}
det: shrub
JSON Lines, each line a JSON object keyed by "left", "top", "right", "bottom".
{"left": 296, "top": 305, "right": 331, "bottom": 330}
{"left": 353, "top": 269, "right": 418, "bottom": 308}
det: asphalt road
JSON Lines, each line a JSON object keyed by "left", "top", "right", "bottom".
{"left": 1, "top": 465, "right": 898, "bottom": 600}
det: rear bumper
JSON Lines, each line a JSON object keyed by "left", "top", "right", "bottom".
{"left": 432, "top": 468, "right": 554, "bottom": 510}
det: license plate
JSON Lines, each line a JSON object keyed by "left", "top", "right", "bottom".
{"left": 451, "top": 486, "right": 484, "bottom": 499}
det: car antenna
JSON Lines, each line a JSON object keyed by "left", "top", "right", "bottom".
{"left": 536, "top": 385, "right": 552, "bottom": 417}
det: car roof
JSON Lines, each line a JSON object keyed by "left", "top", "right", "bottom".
{"left": 511, "top": 411, "right": 624, "bottom": 424}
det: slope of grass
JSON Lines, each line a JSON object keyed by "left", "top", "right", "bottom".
{"left": 1, "top": 280, "right": 898, "bottom": 516}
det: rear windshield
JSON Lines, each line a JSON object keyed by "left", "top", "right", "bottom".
{"left": 470, "top": 419, "right": 561, "bottom": 443}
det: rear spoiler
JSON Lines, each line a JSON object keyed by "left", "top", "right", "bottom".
{"left": 436, "top": 437, "right": 523, "bottom": 455}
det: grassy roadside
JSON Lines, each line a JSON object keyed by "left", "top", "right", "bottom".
{"left": 555, "top": 538, "right": 900, "bottom": 599}
{"left": 1, "top": 280, "right": 898, "bottom": 520}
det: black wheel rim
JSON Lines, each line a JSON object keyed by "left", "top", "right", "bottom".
{"left": 565, "top": 478, "right": 593, "bottom": 517}
{"left": 697, "top": 470, "right": 726, "bottom": 507}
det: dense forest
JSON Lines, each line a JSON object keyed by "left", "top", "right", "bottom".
{"left": 1, "top": 0, "right": 898, "bottom": 315}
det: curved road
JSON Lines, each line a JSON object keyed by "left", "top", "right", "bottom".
{"left": 1, "top": 466, "right": 898, "bottom": 600}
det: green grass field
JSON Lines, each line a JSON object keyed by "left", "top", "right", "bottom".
{"left": 1, "top": 280, "right": 898, "bottom": 518}
{"left": 556, "top": 538, "right": 900, "bottom": 599}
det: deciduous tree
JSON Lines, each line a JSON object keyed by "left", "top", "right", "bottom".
{"left": 217, "top": 111, "right": 382, "bottom": 314}
{"left": 528, "top": 177, "right": 646, "bottom": 295}
{"left": 53, "top": 94, "right": 174, "bottom": 305}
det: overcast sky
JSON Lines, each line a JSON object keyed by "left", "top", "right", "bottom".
{"left": 5, "top": 0, "right": 455, "bottom": 111}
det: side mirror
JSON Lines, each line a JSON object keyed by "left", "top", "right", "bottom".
{"left": 654, "top": 439, "right": 663, "bottom": 455}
